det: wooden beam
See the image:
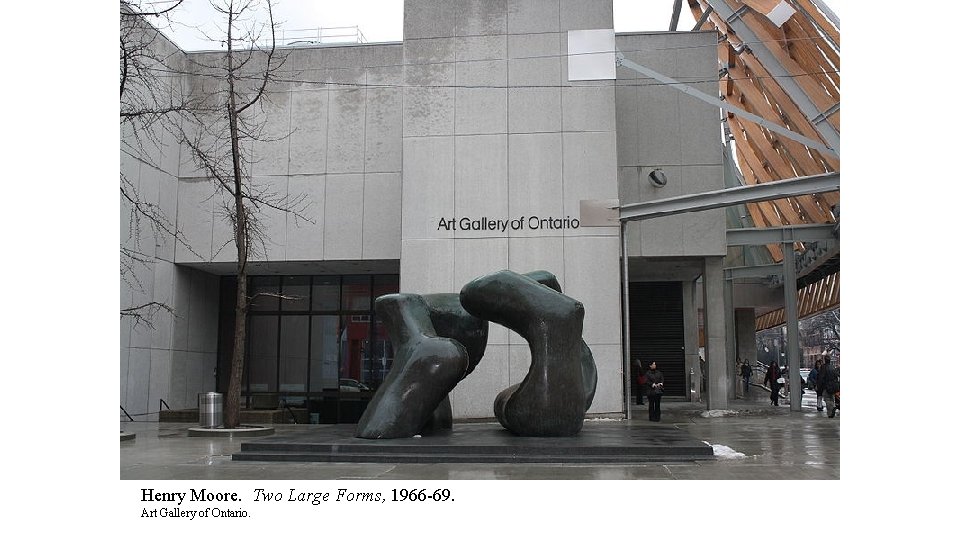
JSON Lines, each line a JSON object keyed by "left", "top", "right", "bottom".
{"left": 793, "top": 0, "right": 840, "bottom": 48}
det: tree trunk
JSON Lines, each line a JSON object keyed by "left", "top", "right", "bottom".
{"left": 224, "top": 270, "right": 247, "bottom": 428}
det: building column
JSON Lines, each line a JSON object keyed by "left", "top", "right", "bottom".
{"left": 703, "top": 256, "right": 728, "bottom": 409}
{"left": 735, "top": 308, "right": 757, "bottom": 393}
{"left": 682, "top": 279, "right": 700, "bottom": 401}
{"left": 724, "top": 278, "right": 737, "bottom": 398}
{"left": 782, "top": 244, "right": 802, "bottom": 411}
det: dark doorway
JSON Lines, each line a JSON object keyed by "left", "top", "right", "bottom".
{"left": 629, "top": 281, "right": 686, "bottom": 397}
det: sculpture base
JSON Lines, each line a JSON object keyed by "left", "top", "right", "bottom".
{"left": 232, "top": 422, "right": 713, "bottom": 463}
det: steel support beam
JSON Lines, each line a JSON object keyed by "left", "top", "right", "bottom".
{"left": 724, "top": 278, "right": 737, "bottom": 399}
{"left": 616, "top": 56, "right": 839, "bottom": 158}
{"left": 621, "top": 221, "right": 632, "bottom": 419}
{"left": 726, "top": 224, "right": 836, "bottom": 246}
{"left": 669, "top": 0, "right": 683, "bottom": 31}
{"left": 724, "top": 264, "right": 783, "bottom": 280}
{"left": 693, "top": 6, "right": 714, "bottom": 31}
{"left": 620, "top": 172, "right": 839, "bottom": 222}
{"left": 782, "top": 243, "right": 802, "bottom": 411}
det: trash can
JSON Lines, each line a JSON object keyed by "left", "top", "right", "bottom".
{"left": 198, "top": 392, "right": 223, "bottom": 428}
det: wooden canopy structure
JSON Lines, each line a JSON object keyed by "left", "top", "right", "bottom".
{"left": 684, "top": 0, "right": 840, "bottom": 330}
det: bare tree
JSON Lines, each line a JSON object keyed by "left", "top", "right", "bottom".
{"left": 180, "top": 0, "right": 307, "bottom": 428}
{"left": 120, "top": 0, "right": 198, "bottom": 328}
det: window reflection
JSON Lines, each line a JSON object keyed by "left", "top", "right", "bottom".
{"left": 227, "top": 274, "right": 398, "bottom": 424}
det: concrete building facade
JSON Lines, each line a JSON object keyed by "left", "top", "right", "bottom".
{"left": 121, "top": 0, "right": 745, "bottom": 423}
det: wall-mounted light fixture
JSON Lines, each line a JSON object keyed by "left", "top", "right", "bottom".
{"left": 648, "top": 168, "right": 667, "bottom": 188}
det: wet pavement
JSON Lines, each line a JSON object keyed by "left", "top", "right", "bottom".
{"left": 120, "top": 385, "right": 839, "bottom": 480}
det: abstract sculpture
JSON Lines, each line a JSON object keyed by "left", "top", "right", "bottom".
{"left": 461, "top": 270, "right": 589, "bottom": 436}
{"left": 355, "top": 293, "right": 488, "bottom": 439}
{"left": 355, "top": 269, "right": 595, "bottom": 439}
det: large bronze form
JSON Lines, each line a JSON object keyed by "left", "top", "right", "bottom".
{"left": 461, "top": 270, "right": 590, "bottom": 436}
{"left": 355, "top": 270, "right": 595, "bottom": 439}
{"left": 355, "top": 293, "right": 488, "bottom": 439}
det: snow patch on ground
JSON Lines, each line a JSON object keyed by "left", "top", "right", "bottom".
{"left": 700, "top": 409, "right": 740, "bottom": 418}
{"left": 704, "top": 442, "right": 747, "bottom": 459}
{"left": 584, "top": 417, "right": 624, "bottom": 422}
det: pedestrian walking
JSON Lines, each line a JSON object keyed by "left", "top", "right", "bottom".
{"left": 740, "top": 360, "right": 752, "bottom": 395}
{"left": 645, "top": 361, "right": 664, "bottom": 422}
{"left": 763, "top": 362, "right": 783, "bottom": 406}
{"left": 816, "top": 357, "right": 840, "bottom": 418}
{"left": 809, "top": 359, "right": 822, "bottom": 411}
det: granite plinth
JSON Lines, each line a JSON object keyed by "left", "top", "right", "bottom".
{"left": 233, "top": 421, "right": 714, "bottom": 463}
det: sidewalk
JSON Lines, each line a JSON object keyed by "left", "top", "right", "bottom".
{"left": 120, "top": 386, "right": 838, "bottom": 480}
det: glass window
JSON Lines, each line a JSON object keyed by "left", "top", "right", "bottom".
{"left": 369, "top": 318, "right": 393, "bottom": 389}
{"left": 281, "top": 276, "right": 310, "bottom": 311}
{"left": 309, "top": 316, "right": 341, "bottom": 392}
{"left": 220, "top": 274, "right": 399, "bottom": 423}
{"left": 312, "top": 276, "right": 340, "bottom": 311}
{"left": 342, "top": 275, "right": 371, "bottom": 311}
{"left": 372, "top": 275, "right": 400, "bottom": 302}
{"left": 248, "top": 315, "right": 278, "bottom": 392}
{"left": 279, "top": 316, "right": 309, "bottom": 396}
{"left": 250, "top": 276, "right": 280, "bottom": 311}
{"left": 339, "top": 315, "right": 370, "bottom": 389}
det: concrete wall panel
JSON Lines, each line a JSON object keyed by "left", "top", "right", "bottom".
{"left": 326, "top": 89, "right": 366, "bottom": 174}
{"left": 508, "top": 33, "right": 561, "bottom": 86}
{"left": 126, "top": 348, "right": 151, "bottom": 415}
{"left": 455, "top": 0, "right": 508, "bottom": 36}
{"left": 562, "top": 86, "right": 616, "bottom": 132}
{"left": 323, "top": 174, "right": 365, "bottom": 259}
{"left": 450, "top": 343, "right": 508, "bottom": 419}
{"left": 362, "top": 173, "right": 402, "bottom": 259}
{"left": 399, "top": 239, "right": 455, "bottom": 294}
{"left": 289, "top": 90, "right": 328, "bottom": 176}
{"left": 455, "top": 35, "right": 508, "bottom": 61}
{"left": 286, "top": 175, "right": 325, "bottom": 260}
{"left": 508, "top": 88, "right": 562, "bottom": 133}
{"left": 455, "top": 134, "right": 509, "bottom": 238}
{"left": 561, "top": 131, "right": 618, "bottom": 221}
{"left": 507, "top": 133, "right": 563, "bottom": 233}
{"left": 587, "top": 343, "right": 624, "bottom": 414}
{"left": 174, "top": 178, "right": 214, "bottom": 263}
{"left": 402, "top": 137, "right": 455, "bottom": 239}
{"left": 247, "top": 176, "right": 288, "bottom": 262}
{"left": 507, "top": 0, "right": 560, "bottom": 34}
{"left": 405, "top": 0, "right": 457, "bottom": 39}
{"left": 365, "top": 88, "right": 403, "bottom": 173}
{"left": 562, "top": 235, "right": 621, "bottom": 345}
{"left": 454, "top": 237, "right": 509, "bottom": 345}
{"left": 560, "top": 0, "right": 613, "bottom": 30}
{"left": 456, "top": 88, "right": 508, "bottom": 135}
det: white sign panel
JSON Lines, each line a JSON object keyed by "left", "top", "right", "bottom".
{"left": 567, "top": 29, "right": 616, "bottom": 81}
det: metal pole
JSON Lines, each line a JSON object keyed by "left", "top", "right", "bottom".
{"left": 782, "top": 242, "right": 802, "bottom": 411}
{"left": 621, "top": 221, "right": 632, "bottom": 420}
{"left": 669, "top": 0, "right": 683, "bottom": 31}
{"left": 693, "top": 6, "right": 714, "bottom": 31}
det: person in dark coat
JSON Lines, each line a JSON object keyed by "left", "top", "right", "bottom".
{"left": 816, "top": 357, "right": 840, "bottom": 418}
{"left": 644, "top": 361, "right": 664, "bottom": 422}
{"left": 763, "top": 362, "right": 782, "bottom": 406}
{"left": 810, "top": 358, "right": 823, "bottom": 411}
{"left": 740, "top": 361, "right": 752, "bottom": 395}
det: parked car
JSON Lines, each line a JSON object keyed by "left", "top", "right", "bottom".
{"left": 339, "top": 378, "right": 371, "bottom": 392}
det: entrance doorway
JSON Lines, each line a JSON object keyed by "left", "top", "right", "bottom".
{"left": 629, "top": 281, "right": 686, "bottom": 397}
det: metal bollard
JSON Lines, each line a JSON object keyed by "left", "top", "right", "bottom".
{"left": 198, "top": 392, "right": 223, "bottom": 428}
